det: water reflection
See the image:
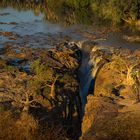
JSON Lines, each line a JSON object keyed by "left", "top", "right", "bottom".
{"left": 0, "top": 0, "right": 139, "bottom": 50}
{"left": 0, "top": 7, "right": 64, "bottom": 35}
{"left": 0, "top": 0, "right": 93, "bottom": 26}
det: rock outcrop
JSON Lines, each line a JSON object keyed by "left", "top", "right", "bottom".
{"left": 80, "top": 42, "right": 140, "bottom": 140}
{"left": 0, "top": 42, "right": 82, "bottom": 140}
{"left": 81, "top": 95, "right": 140, "bottom": 140}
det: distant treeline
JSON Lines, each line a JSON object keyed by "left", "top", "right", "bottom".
{"left": 1, "top": 0, "right": 140, "bottom": 26}
{"left": 53, "top": 0, "right": 140, "bottom": 25}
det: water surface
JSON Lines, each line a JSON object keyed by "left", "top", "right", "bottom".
{"left": 0, "top": 1, "right": 139, "bottom": 50}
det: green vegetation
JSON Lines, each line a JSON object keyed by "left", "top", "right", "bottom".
{"left": 1, "top": 0, "right": 140, "bottom": 26}
{"left": 64, "top": 0, "right": 91, "bottom": 8}
{"left": 46, "top": 0, "right": 140, "bottom": 25}
{"left": 90, "top": 0, "right": 140, "bottom": 25}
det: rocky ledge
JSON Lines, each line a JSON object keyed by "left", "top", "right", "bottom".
{"left": 0, "top": 42, "right": 82, "bottom": 140}
{"left": 80, "top": 42, "right": 140, "bottom": 140}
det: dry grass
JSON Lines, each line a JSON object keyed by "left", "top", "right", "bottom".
{"left": 0, "top": 110, "right": 68, "bottom": 140}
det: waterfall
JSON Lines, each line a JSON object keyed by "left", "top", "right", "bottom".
{"left": 77, "top": 41, "right": 112, "bottom": 111}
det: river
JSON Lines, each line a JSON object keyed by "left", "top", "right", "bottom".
{"left": 0, "top": 6, "right": 140, "bottom": 49}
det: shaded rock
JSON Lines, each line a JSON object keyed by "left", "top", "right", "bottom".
{"left": 81, "top": 95, "right": 140, "bottom": 140}
{"left": 81, "top": 96, "right": 119, "bottom": 140}
{"left": 50, "top": 42, "right": 81, "bottom": 70}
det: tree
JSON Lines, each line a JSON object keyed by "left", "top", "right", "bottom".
{"left": 91, "top": 0, "right": 140, "bottom": 25}
{"left": 0, "top": 59, "right": 60, "bottom": 113}
{"left": 0, "top": 72, "right": 42, "bottom": 113}
{"left": 30, "top": 59, "right": 60, "bottom": 99}
{"left": 109, "top": 55, "right": 140, "bottom": 86}
{"left": 104, "top": 54, "right": 140, "bottom": 101}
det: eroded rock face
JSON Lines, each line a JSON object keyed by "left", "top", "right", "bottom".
{"left": 81, "top": 95, "right": 119, "bottom": 140}
{"left": 49, "top": 42, "right": 81, "bottom": 70}
{"left": 81, "top": 95, "right": 140, "bottom": 140}
{"left": 81, "top": 46, "right": 140, "bottom": 140}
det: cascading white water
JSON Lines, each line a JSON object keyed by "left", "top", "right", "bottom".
{"left": 77, "top": 41, "right": 113, "bottom": 110}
